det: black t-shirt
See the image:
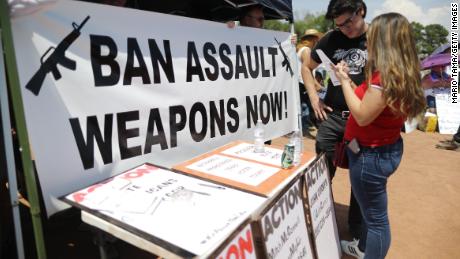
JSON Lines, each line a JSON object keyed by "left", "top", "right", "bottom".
{"left": 311, "top": 29, "right": 367, "bottom": 111}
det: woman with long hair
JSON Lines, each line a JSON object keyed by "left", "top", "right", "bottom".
{"left": 333, "top": 13, "right": 426, "bottom": 258}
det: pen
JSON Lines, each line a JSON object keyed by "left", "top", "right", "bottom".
{"left": 198, "top": 183, "right": 226, "bottom": 190}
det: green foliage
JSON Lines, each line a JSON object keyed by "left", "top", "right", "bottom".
{"left": 264, "top": 12, "right": 333, "bottom": 44}
{"left": 411, "top": 22, "right": 424, "bottom": 55}
{"left": 411, "top": 22, "right": 449, "bottom": 57}
{"left": 264, "top": 20, "right": 290, "bottom": 32}
{"left": 264, "top": 13, "right": 449, "bottom": 57}
{"left": 423, "top": 24, "right": 449, "bottom": 54}
{"left": 294, "top": 13, "right": 333, "bottom": 37}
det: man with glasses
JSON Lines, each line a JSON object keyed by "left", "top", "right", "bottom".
{"left": 301, "top": 0, "right": 368, "bottom": 241}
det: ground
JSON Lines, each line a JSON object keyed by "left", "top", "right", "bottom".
{"left": 8, "top": 130, "right": 460, "bottom": 259}
{"left": 298, "top": 130, "right": 460, "bottom": 259}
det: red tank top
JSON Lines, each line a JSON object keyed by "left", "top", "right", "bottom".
{"left": 344, "top": 72, "right": 405, "bottom": 147}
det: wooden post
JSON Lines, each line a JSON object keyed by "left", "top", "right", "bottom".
{"left": 0, "top": 1, "right": 47, "bottom": 258}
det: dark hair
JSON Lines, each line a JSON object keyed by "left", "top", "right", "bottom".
{"left": 315, "top": 71, "right": 323, "bottom": 79}
{"left": 325, "top": 0, "right": 367, "bottom": 19}
{"left": 240, "top": 4, "right": 264, "bottom": 18}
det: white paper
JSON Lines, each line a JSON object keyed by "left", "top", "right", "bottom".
{"left": 66, "top": 164, "right": 265, "bottom": 256}
{"left": 404, "top": 118, "right": 418, "bottom": 133}
{"left": 261, "top": 180, "right": 314, "bottom": 259}
{"left": 221, "top": 143, "right": 283, "bottom": 167}
{"left": 435, "top": 94, "right": 460, "bottom": 134}
{"left": 305, "top": 155, "right": 341, "bottom": 259}
{"left": 316, "top": 49, "right": 340, "bottom": 86}
{"left": 186, "top": 154, "right": 279, "bottom": 186}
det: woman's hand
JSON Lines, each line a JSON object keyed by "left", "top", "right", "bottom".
{"left": 332, "top": 61, "right": 352, "bottom": 85}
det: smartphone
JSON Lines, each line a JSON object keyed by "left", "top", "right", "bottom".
{"left": 348, "top": 138, "right": 360, "bottom": 154}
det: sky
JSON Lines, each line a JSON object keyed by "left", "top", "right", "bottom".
{"left": 292, "top": 0, "right": 452, "bottom": 30}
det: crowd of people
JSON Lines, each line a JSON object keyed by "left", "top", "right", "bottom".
{"left": 293, "top": 0, "right": 454, "bottom": 257}
{"left": 230, "top": 1, "right": 442, "bottom": 258}
{"left": 297, "top": 0, "right": 458, "bottom": 258}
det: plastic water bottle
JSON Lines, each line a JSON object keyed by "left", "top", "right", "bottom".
{"left": 290, "top": 130, "right": 302, "bottom": 165}
{"left": 254, "top": 120, "right": 265, "bottom": 153}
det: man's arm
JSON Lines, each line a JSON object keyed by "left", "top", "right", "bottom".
{"left": 300, "top": 49, "right": 332, "bottom": 121}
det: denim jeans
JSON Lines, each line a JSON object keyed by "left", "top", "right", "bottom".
{"left": 299, "top": 83, "right": 316, "bottom": 129}
{"left": 347, "top": 138, "right": 403, "bottom": 259}
{"left": 301, "top": 102, "right": 310, "bottom": 129}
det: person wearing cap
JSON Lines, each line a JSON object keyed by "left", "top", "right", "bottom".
{"left": 302, "top": 0, "right": 368, "bottom": 242}
{"left": 297, "top": 29, "right": 324, "bottom": 137}
{"left": 422, "top": 65, "right": 451, "bottom": 112}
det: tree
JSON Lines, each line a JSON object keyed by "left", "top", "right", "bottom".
{"left": 264, "top": 20, "right": 290, "bottom": 32}
{"left": 295, "top": 13, "right": 333, "bottom": 36}
{"left": 423, "top": 24, "right": 449, "bottom": 55}
{"left": 264, "top": 12, "right": 333, "bottom": 43}
{"left": 264, "top": 14, "right": 449, "bottom": 56}
{"left": 411, "top": 22, "right": 425, "bottom": 56}
{"left": 411, "top": 22, "right": 449, "bottom": 57}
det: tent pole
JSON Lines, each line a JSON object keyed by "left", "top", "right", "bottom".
{"left": 290, "top": 22, "right": 303, "bottom": 136}
{"left": 0, "top": 29, "right": 25, "bottom": 259}
{"left": 0, "top": 1, "right": 47, "bottom": 258}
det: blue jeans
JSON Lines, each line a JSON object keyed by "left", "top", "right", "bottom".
{"left": 347, "top": 138, "right": 403, "bottom": 259}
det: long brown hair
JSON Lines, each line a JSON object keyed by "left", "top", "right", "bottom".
{"left": 366, "top": 12, "right": 425, "bottom": 119}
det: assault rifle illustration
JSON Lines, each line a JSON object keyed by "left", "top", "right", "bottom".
{"left": 25, "top": 16, "right": 90, "bottom": 96}
{"left": 274, "top": 37, "right": 293, "bottom": 77}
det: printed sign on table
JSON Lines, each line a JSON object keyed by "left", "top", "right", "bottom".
{"left": 221, "top": 142, "right": 285, "bottom": 167}
{"left": 258, "top": 178, "right": 314, "bottom": 259}
{"left": 185, "top": 154, "right": 280, "bottom": 186}
{"left": 304, "top": 154, "right": 341, "bottom": 259}
{"left": 64, "top": 164, "right": 265, "bottom": 257}
{"left": 174, "top": 141, "right": 316, "bottom": 196}
{"left": 213, "top": 222, "right": 257, "bottom": 259}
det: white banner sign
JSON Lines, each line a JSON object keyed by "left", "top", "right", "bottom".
{"left": 305, "top": 155, "right": 341, "bottom": 259}
{"left": 11, "top": 1, "right": 297, "bottom": 215}
{"left": 261, "top": 179, "right": 314, "bottom": 259}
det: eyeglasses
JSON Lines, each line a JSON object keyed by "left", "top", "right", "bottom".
{"left": 335, "top": 11, "right": 358, "bottom": 29}
{"left": 246, "top": 14, "right": 265, "bottom": 23}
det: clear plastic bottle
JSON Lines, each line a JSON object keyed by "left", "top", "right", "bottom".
{"left": 290, "top": 130, "right": 302, "bottom": 165}
{"left": 254, "top": 119, "right": 265, "bottom": 153}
